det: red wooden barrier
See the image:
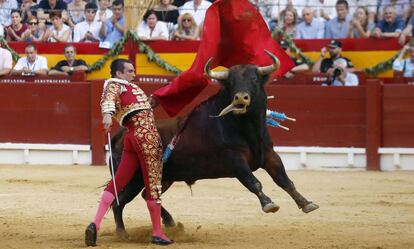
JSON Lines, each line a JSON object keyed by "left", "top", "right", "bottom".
{"left": 365, "top": 79, "right": 382, "bottom": 171}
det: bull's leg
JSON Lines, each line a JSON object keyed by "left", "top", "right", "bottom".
{"left": 112, "top": 173, "right": 144, "bottom": 239}
{"left": 262, "top": 149, "right": 319, "bottom": 213}
{"left": 141, "top": 180, "right": 176, "bottom": 227}
{"left": 229, "top": 154, "right": 280, "bottom": 213}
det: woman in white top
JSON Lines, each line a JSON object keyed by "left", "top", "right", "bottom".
{"left": 136, "top": 10, "right": 169, "bottom": 40}
{"left": 43, "top": 10, "right": 72, "bottom": 42}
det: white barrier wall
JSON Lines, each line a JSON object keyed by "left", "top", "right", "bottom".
{"left": 0, "top": 143, "right": 413, "bottom": 170}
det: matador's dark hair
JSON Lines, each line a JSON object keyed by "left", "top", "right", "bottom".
{"left": 110, "top": 58, "right": 131, "bottom": 78}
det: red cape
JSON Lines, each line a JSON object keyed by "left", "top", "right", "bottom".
{"left": 153, "top": 0, "right": 294, "bottom": 116}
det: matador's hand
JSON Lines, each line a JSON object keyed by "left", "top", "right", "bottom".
{"left": 102, "top": 113, "right": 113, "bottom": 133}
{"left": 149, "top": 95, "right": 160, "bottom": 109}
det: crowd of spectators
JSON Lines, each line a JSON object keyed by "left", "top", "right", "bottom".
{"left": 2, "top": 0, "right": 414, "bottom": 85}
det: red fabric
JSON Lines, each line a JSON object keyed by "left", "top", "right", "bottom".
{"left": 153, "top": 0, "right": 294, "bottom": 117}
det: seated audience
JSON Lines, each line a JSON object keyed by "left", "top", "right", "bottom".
{"left": 295, "top": 7, "right": 325, "bottom": 39}
{"left": 172, "top": 13, "right": 200, "bottom": 40}
{"left": 0, "top": 42, "right": 13, "bottom": 76}
{"left": 347, "top": 0, "right": 376, "bottom": 22}
{"left": 325, "top": 0, "right": 351, "bottom": 39}
{"left": 279, "top": 40, "right": 310, "bottom": 79}
{"left": 153, "top": 0, "right": 179, "bottom": 24}
{"left": 73, "top": 3, "right": 101, "bottom": 42}
{"left": 42, "top": 10, "right": 72, "bottom": 42}
{"left": 99, "top": 0, "right": 124, "bottom": 48}
{"left": 371, "top": 6, "right": 404, "bottom": 38}
{"left": 21, "top": 16, "right": 46, "bottom": 42}
{"left": 67, "top": 0, "right": 86, "bottom": 25}
{"left": 136, "top": 10, "right": 169, "bottom": 40}
{"left": 4, "top": 9, "right": 28, "bottom": 41}
{"left": 12, "top": 43, "right": 48, "bottom": 76}
{"left": 94, "top": 0, "right": 112, "bottom": 22}
{"left": 325, "top": 58, "right": 359, "bottom": 86}
{"left": 312, "top": 39, "right": 354, "bottom": 73}
{"left": 377, "top": 0, "right": 410, "bottom": 22}
{"left": 400, "top": 2, "right": 414, "bottom": 44}
{"left": 392, "top": 44, "right": 414, "bottom": 77}
{"left": 36, "top": 0, "right": 68, "bottom": 24}
{"left": 279, "top": 7, "right": 297, "bottom": 37}
{"left": 20, "top": 0, "right": 37, "bottom": 23}
{"left": 348, "top": 6, "right": 375, "bottom": 38}
{"left": 179, "top": 0, "right": 212, "bottom": 26}
{"left": 0, "top": 0, "right": 18, "bottom": 27}
{"left": 0, "top": 24, "right": 4, "bottom": 37}
{"left": 49, "top": 45, "right": 88, "bottom": 76}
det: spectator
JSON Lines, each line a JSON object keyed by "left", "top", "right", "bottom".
{"left": 377, "top": 0, "right": 410, "bottom": 22}
{"left": 0, "top": 0, "right": 18, "bottom": 27}
{"left": 99, "top": 0, "right": 124, "bottom": 48}
{"left": 312, "top": 0, "right": 337, "bottom": 22}
{"left": 12, "top": 43, "right": 48, "bottom": 76}
{"left": 371, "top": 6, "right": 404, "bottom": 38}
{"left": 94, "top": 0, "right": 112, "bottom": 22}
{"left": 325, "top": 58, "right": 359, "bottom": 86}
{"left": 392, "top": 44, "right": 414, "bottom": 77}
{"left": 295, "top": 6, "right": 325, "bottom": 39}
{"left": 73, "top": 3, "right": 101, "bottom": 42}
{"left": 399, "top": 1, "right": 414, "bottom": 45}
{"left": 21, "top": 16, "right": 46, "bottom": 42}
{"left": 4, "top": 9, "right": 28, "bottom": 41}
{"left": 172, "top": 13, "right": 200, "bottom": 40}
{"left": 0, "top": 42, "right": 13, "bottom": 76}
{"left": 179, "top": 0, "right": 212, "bottom": 26}
{"left": 0, "top": 23, "right": 3, "bottom": 36}
{"left": 312, "top": 39, "right": 354, "bottom": 73}
{"left": 49, "top": 45, "right": 88, "bottom": 76}
{"left": 36, "top": 0, "right": 68, "bottom": 20}
{"left": 348, "top": 6, "right": 374, "bottom": 38}
{"left": 20, "top": 0, "right": 37, "bottom": 24}
{"left": 153, "top": 0, "right": 179, "bottom": 24}
{"left": 279, "top": 40, "right": 310, "bottom": 78}
{"left": 325, "top": 0, "right": 351, "bottom": 39}
{"left": 347, "top": 0, "right": 376, "bottom": 22}
{"left": 67, "top": 0, "right": 86, "bottom": 25}
{"left": 42, "top": 10, "right": 72, "bottom": 42}
{"left": 136, "top": 10, "right": 169, "bottom": 40}
{"left": 249, "top": 0, "right": 274, "bottom": 27}
{"left": 280, "top": 7, "right": 297, "bottom": 37}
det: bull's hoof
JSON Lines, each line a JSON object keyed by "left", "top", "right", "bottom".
{"left": 116, "top": 228, "right": 129, "bottom": 240}
{"left": 262, "top": 202, "right": 280, "bottom": 213}
{"left": 85, "top": 222, "right": 97, "bottom": 247}
{"left": 302, "top": 202, "right": 319, "bottom": 213}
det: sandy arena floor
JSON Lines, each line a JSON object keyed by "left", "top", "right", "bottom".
{"left": 0, "top": 164, "right": 413, "bottom": 249}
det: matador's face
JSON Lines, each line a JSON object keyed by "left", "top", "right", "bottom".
{"left": 117, "top": 63, "right": 135, "bottom": 82}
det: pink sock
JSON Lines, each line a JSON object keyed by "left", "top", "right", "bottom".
{"left": 146, "top": 200, "right": 171, "bottom": 241}
{"left": 93, "top": 191, "right": 115, "bottom": 231}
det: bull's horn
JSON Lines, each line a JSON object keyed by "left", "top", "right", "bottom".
{"left": 257, "top": 50, "right": 280, "bottom": 76}
{"left": 204, "top": 57, "right": 229, "bottom": 80}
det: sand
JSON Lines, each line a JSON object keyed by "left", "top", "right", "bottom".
{"left": 0, "top": 164, "right": 413, "bottom": 249}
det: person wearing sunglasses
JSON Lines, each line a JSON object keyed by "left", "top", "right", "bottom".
{"left": 48, "top": 45, "right": 88, "bottom": 76}
{"left": 21, "top": 16, "right": 45, "bottom": 42}
{"left": 172, "top": 13, "right": 199, "bottom": 40}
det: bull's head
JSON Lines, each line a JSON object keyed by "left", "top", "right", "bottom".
{"left": 205, "top": 50, "right": 280, "bottom": 117}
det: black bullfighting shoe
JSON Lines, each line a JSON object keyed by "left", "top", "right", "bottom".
{"left": 85, "top": 222, "right": 97, "bottom": 247}
{"left": 151, "top": 236, "right": 174, "bottom": 245}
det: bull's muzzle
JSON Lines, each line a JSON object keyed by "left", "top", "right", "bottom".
{"left": 213, "top": 92, "right": 251, "bottom": 117}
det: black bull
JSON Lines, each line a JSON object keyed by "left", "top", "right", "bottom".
{"left": 109, "top": 56, "right": 319, "bottom": 237}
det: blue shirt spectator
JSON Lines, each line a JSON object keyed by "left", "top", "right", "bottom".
{"left": 375, "top": 17, "right": 404, "bottom": 33}
{"left": 99, "top": 0, "right": 125, "bottom": 48}
{"left": 325, "top": 0, "right": 351, "bottom": 39}
{"left": 37, "top": 0, "right": 68, "bottom": 13}
{"left": 372, "top": 6, "right": 404, "bottom": 38}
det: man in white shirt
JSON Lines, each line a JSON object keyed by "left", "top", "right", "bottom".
{"left": 179, "top": 0, "right": 212, "bottom": 26}
{"left": 392, "top": 44, "right": 414, "bottom": 77}
{"left": 0, "top": 43, "right": 13, "bottom": 76}
{"left": 12, "top": 43, "right": 48, "bottom": 76}
{"left": 73, "top": 3, "right": 101, "bottom": 42}
{"left": 329, "top": 58, "right": 359, "bottom": 86}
